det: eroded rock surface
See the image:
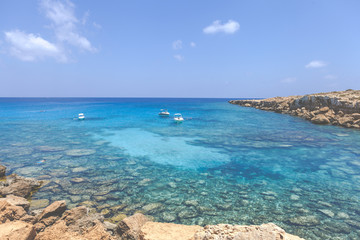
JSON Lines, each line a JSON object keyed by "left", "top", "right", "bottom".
{"left": 230, "top": 89, "right": 360, "bottom": 129}
{"left": 0, "top": 173, "right": 42, "bottom": 198}
{"left": 193, "top": 223, "right": 303, "bottom": 240}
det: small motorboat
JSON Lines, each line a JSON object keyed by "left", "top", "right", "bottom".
{"left": 159, "top": 109, "right": 170, "bottom": 117}
{"left": 78, "top": 113, "right": 85, "bottom": 120}
{"left": 174, "top": 113, "right": 184, "bottom": 123}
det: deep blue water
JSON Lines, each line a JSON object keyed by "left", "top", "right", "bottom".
{"left": 1, "top": 98, "right": 360, "bottom": 239}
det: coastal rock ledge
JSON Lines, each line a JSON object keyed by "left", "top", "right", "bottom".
{"left": 229, "top": 89, "right": 360, "bottom": 129}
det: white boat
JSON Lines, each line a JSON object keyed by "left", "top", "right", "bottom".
{"left": 78, "top": 113, "right": 85, "bottom": 120}
{"left": 174, "top": 113, "right": 184, "bottom": 123}
{"left": 159, "top": 109, "right": 170, "bottom": 117}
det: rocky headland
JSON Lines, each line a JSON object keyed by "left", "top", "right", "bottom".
{"left": 0, "top": 164, "right": 303, "bottom": 240}
{"left": 229, "top": 89, "right": 360, "bottom": 129}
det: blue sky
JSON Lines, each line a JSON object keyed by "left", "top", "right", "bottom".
{"left": 0, "top": 0, "right": 359, "bottom": 98}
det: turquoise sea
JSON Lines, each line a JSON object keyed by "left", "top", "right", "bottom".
{"left": 0, "top": 98, "right": 360, "bottom": 239}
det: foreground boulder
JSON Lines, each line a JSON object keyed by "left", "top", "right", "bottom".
{"left": 0, "top": 220, "right": 36, "bottom": 240}
{"left": 117, "top": 213, "right": 150, "bottom": 239}
{"left": 0, "top": 199, "right": 27, "bottom": 223}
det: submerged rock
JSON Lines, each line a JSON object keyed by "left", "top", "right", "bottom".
{"left": 70, "top": 177, "right": 86, "bottom": 183}
{"left": 336, "top": 212, "right": 350, "bottom": 219}
{"left": 288, "top": 215, "right": 320, "bottom": 226}
{"left": 184, "top": 200, "right": 199, "bottom": 207}
{"left": 30, "top": 199, "right": 50, "bottom": 210}
{"left": 318, "top": 209, "right": 335, "bottom": 218}
{"left": 161, "top": 211, "right": 177, "bottom": 222}
{"left": 36, "top": 146, "right": 65, "bottom": 152}
{"left": 178, "top": 208, "right": 199, "bottom": 219}
{"left": 290, "top": 194, "right": 300, "bottom": 201}
{"left": 71, "top": 167, "right": 88, "bottom": 173}
{"left": 109, "top": 213, "right": 127, "bottom": 223}
{"left": 142, "top": 203, "right": 163, "bottom": 214}
{"left": 65, "top": 149, "right": 96, "bottom": 157}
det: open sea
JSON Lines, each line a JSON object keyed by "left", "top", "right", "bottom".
{"left": 0, "top": 98, "right": 360, "bottom": 239}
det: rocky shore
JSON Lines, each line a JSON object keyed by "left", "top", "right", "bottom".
{"left": 229, "top": 89, "right": 360, "bottom": 129}
{"left": 0, "top": 164, "right": 303, "bottom": 240}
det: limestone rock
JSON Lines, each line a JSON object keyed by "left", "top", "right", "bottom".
{"left": 337, "top": 116, "right": 353, "bottom": 125}
{"left": 319, "top": 106, "right": 330, "bottom": 113}
{"left": 34, "top": 220, "right": 81, "bottom": 240}
{"left": 0, "top": 164, "right": 6, "bottom": 177}
{"left": 0, "top": 194, "right": 30, "bottom": 211}
{"left": 37, "top": 200, "right": 67, "bottom": 221}
{"left": 0, "top": 199, "right": 27, "bottom": 223}
{"left": 0, "top": 174, "right": 42, "bottom": 198}
{"left": 140, "top": 222, "right": 202, "bottom": 240}
{"left": 61, "top": 206, "right": 88, "bottom": 225}
{"left": 229, "top": 90, "right": 360, "bottom": 130}
{"left": 352, "top": 113, "right": 360, "bottom": 120}
{"left": 0, "top": 220, "right": 36, "bottom": 240}
{"left": 82, "top": 220, "right": 114, "bottom": 240}
{"left": 193, "top": 223, "right": 304, "bottom": 240}
{"left": 117, "top": 213, "right": 149, "bottom": 239}
{"left": 311, "top": 114, "right": 330, "bottom": 124}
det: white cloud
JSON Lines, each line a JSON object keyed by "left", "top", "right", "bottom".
{"left": 93, "top": 22, "right": 102, "bottom": 29}
{"left": 190, "top": 42, "right": 196, "bottom": 47}
{"left": 40, "top": 0, "right": 95, "bottom": 52}
{"left": 4, "top": 30, "right": 66, "bottom": 62}
{"left": 172, "top": 40, "right": 182, "bottom": 50}
{"left": 305, "top": 60, "right": 327, "bottom": 68}
{"left": 3, "top": 0, "right": 96, "bottom": 62}
{"left": 173, "top": 54, "right": 184, "bottom": 61}
{"left": 203, "top": 20, "right": 240, "bottom": 34}
{"left": 82, "top": 10, "right": 90, "bottom": 25}
{"left": 324, "top": 74, "right": 337, "bottom": 80}
{"left": 281, "top": 77, "right": 297, "bottom": 83}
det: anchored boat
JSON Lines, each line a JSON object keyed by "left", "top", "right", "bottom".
{"left": 158, "top": 109, "right": 170, "bottom": 117}
{"left": 174, "top": 113, "right": 184, "bottom": 123}
{"left": 78, "top": 113, "right": 85, "bottom": 120}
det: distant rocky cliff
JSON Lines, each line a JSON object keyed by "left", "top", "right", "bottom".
{"left": 230, "top": 89, "right": 360, "bottom": 129}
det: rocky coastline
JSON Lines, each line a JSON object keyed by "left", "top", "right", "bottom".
{"left": 0, "top": 164, "right": 303, "bottom": 240}
{"left": 229, "top": 89, "right": 360, "bottom": 129}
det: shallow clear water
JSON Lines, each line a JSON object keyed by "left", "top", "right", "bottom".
{"left": 0, "top": 98, "right": 360, "bottom": 239}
